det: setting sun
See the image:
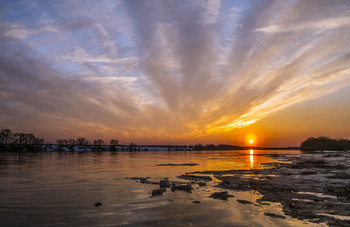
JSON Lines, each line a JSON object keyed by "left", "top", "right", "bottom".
{"left": 245, "top": 133, "right": 258, "bottom": 146}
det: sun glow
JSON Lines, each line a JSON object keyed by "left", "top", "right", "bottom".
{"left": 245, "top": 133, "right": 257, "bottom": 146}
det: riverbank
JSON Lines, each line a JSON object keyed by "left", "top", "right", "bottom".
{"left": 130, "top": 152, "right": 350, "bottom": 226}
{"left": 188, "top": 153, "right": 350, "bottom": 226}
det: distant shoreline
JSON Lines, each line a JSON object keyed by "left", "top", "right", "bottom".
{"left": 0, "top": 143, "right": 300, "bottom": 152}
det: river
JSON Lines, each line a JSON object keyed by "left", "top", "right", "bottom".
{"left": 0, "top": 150, "right": 324, "bottom": 226}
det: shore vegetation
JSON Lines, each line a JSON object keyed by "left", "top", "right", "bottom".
{"left": 301, "top": 136, "right": 350, "bottom": 151}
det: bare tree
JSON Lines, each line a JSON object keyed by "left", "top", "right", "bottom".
{"left": 129, "top": 142, "right": 136, "bottom": 151}
{"left": 0, "top": 129, "right": 13, "bottom": 144}
{"left": 110, "top": 139, "right": 119, "bottom": 145}
{"left": 68, "top": 139, "right": 76, "bottom": 145}
{"left": 0, "top": 129, "right": 43, "bottom": 151}
{"left": 25, "top": 134, "right": 35, "bottom": 144}
{"left": 13, "top": 133, "right": 25, "bottom": 145}
{"left": 11, "top": 133, "right": 42, "bottom": 145}
{"left": 35, "top": 138, "right": 45, "bottom": 145}
{"left": 56, "top": 139, "right": 65, "bottom": 145}
{"left": 93, "top": 139, "right": 104, "bottom": 146}
{"left": 77, "top": 137, "right": 89, "bottom": 145}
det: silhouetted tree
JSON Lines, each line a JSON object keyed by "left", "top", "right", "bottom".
{"left": 301, "top": 137, "right": 350, "bottom": 151}
{"left": 56, "top": 139, "right": 65, "bottom": 145}
{"left": 110, "top": 139, "right": 119, "bottom": 145}
{"left": 13, "top": 133, "right": 25, "bottom": 145}
{"left": 0, "top": 129, "right": 13, "bottom": 144}
{"left": 194, "top": 144, "right": 204, "bottom": 150}
{"left": 12, "top": 133, "right": 43, "bottom": 145}
{"left": 35, "top": 138, "right": 45, "bottom": 145}
{"left": 193, "top": 143, "right": 242, "bottom": 151}
{"left": 76, "top": 137, "right": 89, "bottom": 145}
{"left": 93, "top": 139, "right": 104, "bottom": 146}
{"left": 68, "top": 139, "right": 76, "bottom": 145}
{"left": 129, "top": 142, "right": 136, "bottom": 151}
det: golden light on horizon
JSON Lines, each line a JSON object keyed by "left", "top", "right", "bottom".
{"left": 249, "top": 140, "right": 254, "bottom": 144}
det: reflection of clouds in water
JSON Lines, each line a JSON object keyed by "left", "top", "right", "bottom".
{"left": 1, "top": 0, "right": 350, "bottom": 141}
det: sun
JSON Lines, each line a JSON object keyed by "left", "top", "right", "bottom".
{"left": 245, "top": 133, "right": 257, "bottom": 146}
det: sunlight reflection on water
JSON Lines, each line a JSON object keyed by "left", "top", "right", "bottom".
{"left": 250, "top": 149, "right": 254, "bottom": 169}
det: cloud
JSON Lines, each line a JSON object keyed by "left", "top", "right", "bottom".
{"left": 124, "top": 0, "right": 350, "bottom": 134}
{"left": 1, "top": 0, "right": 350, "bottom": 143}
{"left": 64, "top": 56, "right": 133, "bottom": 63}
{"left": 255, "top": 16, "right": 350, "bottom": 33}
{"left": 3, "top": 25, "right": 59, "bottom": 39}
{"left": 85, "top": 76, "right": 138, "bottom": 83}
{"left": 60, "top": 46, "right": 134, "bottom": 63}
{"left": 4, "top": 29, "right": 32, "bottom": 39}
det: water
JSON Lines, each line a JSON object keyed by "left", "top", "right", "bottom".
{"left": 0, "top": 150, "right": 322, "bottom": 226}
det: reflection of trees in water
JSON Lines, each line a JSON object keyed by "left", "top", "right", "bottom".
{"left": 0, "top": 152, "right": 43, "bottom": 170}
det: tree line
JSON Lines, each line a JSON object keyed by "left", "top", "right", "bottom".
{"left": 1, "top": 128, "right": 119, "bottom": 146}
{"left": 56, "top": 138, "right": 118, "bottom": 146}
{"left": 3, "top": 129, "right": 349, "bottom": 152}
{"left": 0, "top": 129, "right": 45, "bottom": 152}
{"left": 193, "top": 144, "right": 242, "bottom": 151}
{"left": 301, "top": 136, "right": 350, "bottom": 151}
{"left": 0, "top": 129, "right": 44, "bottom": 145}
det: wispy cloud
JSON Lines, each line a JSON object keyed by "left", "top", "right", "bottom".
{"left": 0, "top": 0, "right": 350, "bottom": 143}
{"left": 255, "top": 16, "right": 350, "bottom": 33}
{"left": 60, "top": 46, "right": 135, "bottom": 63}
{"left": 63, "top": 56, "right": 133, "bottom": 63}
{"left": 4, "top": 25, "right": 59, "bottom": 39}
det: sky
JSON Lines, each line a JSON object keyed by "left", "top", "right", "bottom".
{"left": 0, "top": 0, "right": 350, "bottom": 146}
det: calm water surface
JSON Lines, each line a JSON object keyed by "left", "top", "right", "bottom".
{"left": 0, "top": 150, "right": 323, "bottom": 226}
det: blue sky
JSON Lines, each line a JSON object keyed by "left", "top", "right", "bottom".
{"left": 1, "top": 0, "right": 350, "bottom": 145}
